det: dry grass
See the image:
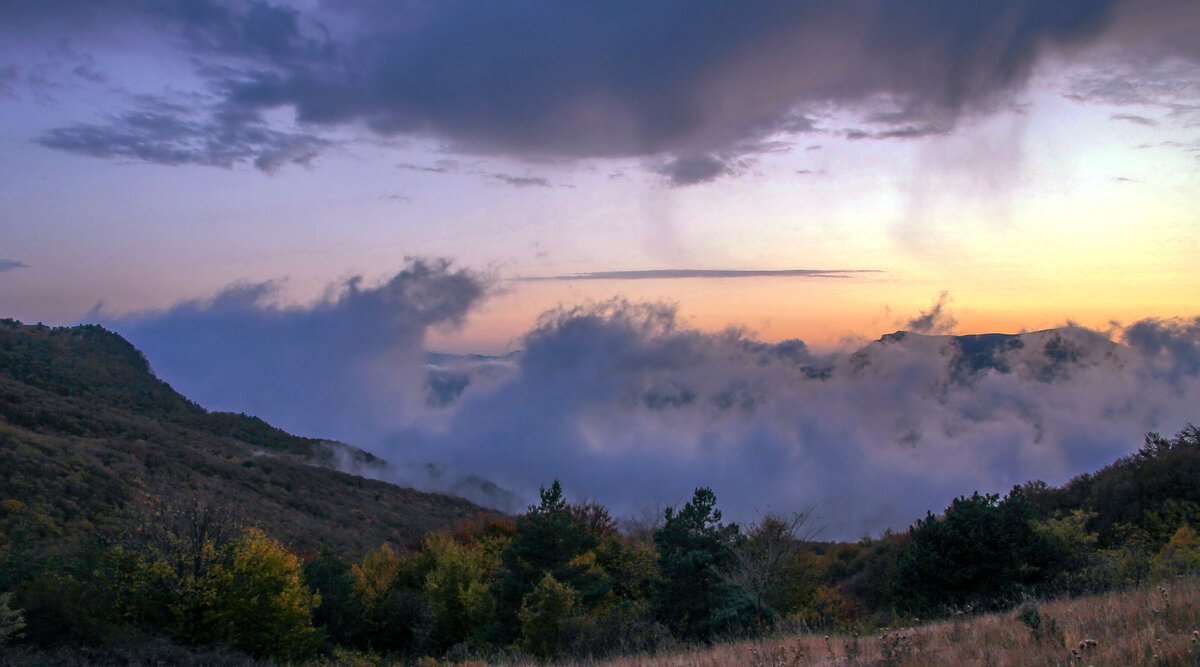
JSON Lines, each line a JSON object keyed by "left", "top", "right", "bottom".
{"left": 527, "top": 576, "right": 1200, "bottom": 667}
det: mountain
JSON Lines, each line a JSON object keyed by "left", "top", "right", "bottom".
{"left": 0, "top": 319, "right": 501, "bottom": 556}
{"left": 848, "top": 327, "right": 1129, "bottom": 384}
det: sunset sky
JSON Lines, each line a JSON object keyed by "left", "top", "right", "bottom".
{"left": 1, "top": 0, "right": 1197, "bottom": 352}
{"left": 2, "top": 1, "right": 1200, "bottom": 532}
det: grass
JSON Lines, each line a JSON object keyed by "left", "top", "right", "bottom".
{"left": 5, "top": 577, "right": 1197, "bottom": 666}
{"left": 539, "top": 575, "right": 1200, "bottom": 666}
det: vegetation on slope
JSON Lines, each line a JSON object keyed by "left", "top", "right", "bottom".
{"left": 0, "top": 318, "right": 499, "bottom": 555}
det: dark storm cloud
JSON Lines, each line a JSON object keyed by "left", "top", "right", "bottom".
{"left": 0, "top": 0, "right": 328, "bottom": 63}
{"left": 231, "top": 1, "right": 1130, "bottom": 157}
{"left": 515, "top": 268, "right": 879, "bottom": 282}
{"left": 0, "top": 259, "right": 29, "bottom": 273}
{"left": 13, "top": 0, "right": 1193, "bottom": 175}
{"left": 102, "top": 259, "right": 487, "bottom": 443}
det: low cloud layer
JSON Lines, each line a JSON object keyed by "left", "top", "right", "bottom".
{"left": 104, "top": 274, "right": 1200, "bottom": 538}
{"left": 408, "top": 303, "right": 1200, "bottom": 536}
{"left": 0, "top": 260, "right": 29, "bottom": 273}
{"left": 104, "top": 259, "right": 487, "bottom": 443}
{"left": 8, "top": 0, "right": 1199, "bottom": 178}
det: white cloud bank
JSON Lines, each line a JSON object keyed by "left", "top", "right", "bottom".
{"left": 106, "top": 266, "right": 1200, "bottom": 538}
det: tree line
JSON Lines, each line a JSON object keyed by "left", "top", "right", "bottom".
{"left": 1, "top": 426, "right": 1199, "bottom": 664}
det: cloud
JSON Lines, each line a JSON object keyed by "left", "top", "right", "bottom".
{"left": 491, "top": 173, "right": 552, "bottom": 188}
{"left": 102, "top": 259, "right": 488, "bottom": 443}
{"left": 844, "top": 123, "right": 953, "bottom": 140}
{"left": 1111, "top": 113, "right": 1159, "bottom": 126}
{"left": 0, "top": 64, "right": 19, "bottom": 98}
{"left": 37, "top": 109, "right": 330, "bottom": 172}
{"left": 15, "top": 0, "right": 1194, "bottom": 171}
{"left": 905, "top": 291, "right": 958, "bottom": 334}
{"left": 397, "top": 300, "right": 1200, "bottom": 538}
{"left": 1067, "top": 58, "right": 1200, "bottom": 125}
{"left": 1123, "top": 316, "right": 1200, "bottom": 384}
{"left": 656, "top": 153, "right": 734, "bottom": 186}
{"left": 0, "top": 259, "right": 29, "bottom": 273}
{"left": 220, "top": 1, "right": 1139, "bottom": 156}
{"left": 104, "top": 273, "right": 1200, "bottom": 538}
{"left": 515, "top": 268, "right": 880, "bottom": 281}
{"left": 397, "top": 159, "right": 462, "bottom": 174}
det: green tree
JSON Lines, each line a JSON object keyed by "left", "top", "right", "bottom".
{"left": 652, "top": 487, "right": 754, "bottom": 642}
{"left": 0, "top": 591, "right": 26, "bottom": 646}
{"left": 1033, "top": 508, "right": 1102, "bottom": 594}
{"left": 422, "top": 531, "right": 500, "bottom": 651}
{"left": 516, "top": 573, "right": 581, "bottom": 660}
{"left": 493, "top": 480, "right": 607, "bottom": 644}
{"left": 203, "top": 528, "right": 321, "bottom": 662}
{"left": 303, "top": 546, "right": 366, "bottom": 648}
{"left": 893, "top": 488, "right": 1056, "bottom": 614}
{"left": 351, "top": 543, "right": 430, "bottom": 653}
{"left": 1155, "top": 524, "right": 1200, "bottom": 577}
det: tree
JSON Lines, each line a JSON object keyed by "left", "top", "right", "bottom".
{"left": 653, "top": 488, "right": 754, "bottom": 642}
{"left": 493, "top": 480, "right": 607, "bottom": 644}
{"left": 893, "top": 488, "right": 1056, "bottom": 614}
{"left": 1155, "top": 524, "right": 1200, "bottom": 577}
{"left": 516, "top": 573, "right": 581, "bottom": 660}
{"left": 422, "top": 532, "right": 500, "bottom": 651}
{"left": 116, "top": 492, "right": 241, "bottom": 641}
{"left": 303, "top": 546, "right": 366, "bottom": 648}
{"left": 203, "top": 528, "right": 321, "bottom": 662}
{"left": 725, "top": 511, "right": 821, "bottom": 622}
{"left": 0, "top": 591, "right": 26, "bottom": 646}
{"left": 351, "top": 543, "right": 430, "bottom": 653}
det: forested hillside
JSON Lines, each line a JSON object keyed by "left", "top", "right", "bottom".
{"left": 0, "top": 319, "right": 498, "bottom": 556}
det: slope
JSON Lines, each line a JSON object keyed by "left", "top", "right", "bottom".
{"left": 0, "top": 319, "right": 499, "bottom": 556}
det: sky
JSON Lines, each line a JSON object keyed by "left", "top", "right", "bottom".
{"left": 1, "top": 0, "right": 1199, "bottom": 535}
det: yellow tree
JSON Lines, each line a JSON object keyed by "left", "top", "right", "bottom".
{"left": 423, "top": 532, "right": 500, "bottom": 651}
{"left": 351, "top": 542, "right": 429, "bottom": 652}
{"left": 203, "top": 528, "right": 320, "bottom": 662}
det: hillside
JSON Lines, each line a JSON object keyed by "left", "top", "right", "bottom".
{"left": 0, "top": 318, "right": 500, "bottom": 556}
